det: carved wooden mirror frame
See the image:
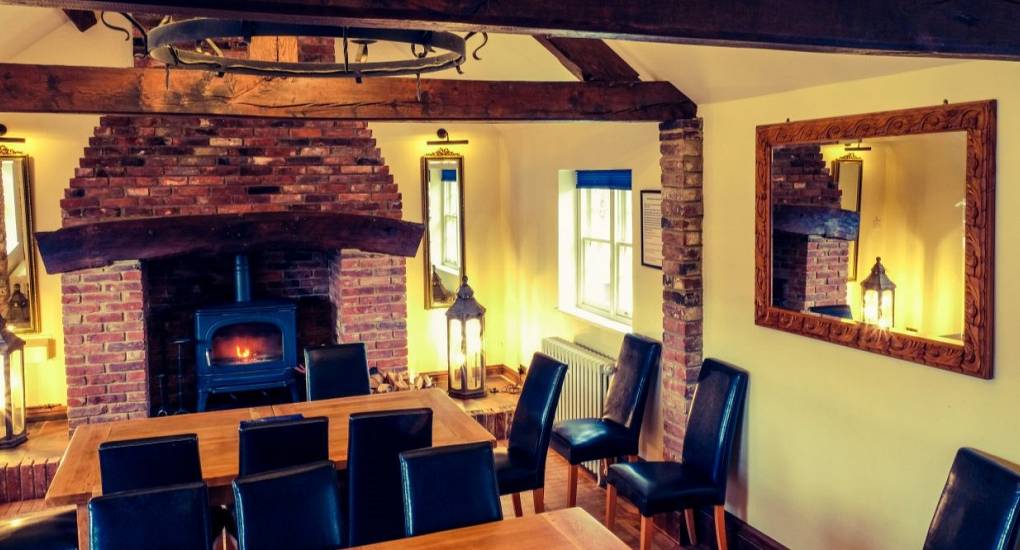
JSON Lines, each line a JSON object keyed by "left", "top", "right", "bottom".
{"left": 754, "top": 100, "right": 996, "bottom": 378}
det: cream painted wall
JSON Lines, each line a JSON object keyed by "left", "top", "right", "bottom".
{"left": 498, "top": 123, "right": 664, "bottom": 458}
{"left": 2, "top": 20, "right": 131, "bottom": 405}
{"left": 370, "top": 124, "right": 515, "bottom": 376}
{"left": 702, "top": 61, "right": 1019, "bottom": 549}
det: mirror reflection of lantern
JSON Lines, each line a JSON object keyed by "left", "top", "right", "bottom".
{"left": 446, "top": 276, "right": 486, "bottom": 399}
{"left": 0, "top": 313, "right": 26, "bottom": 448}
{"left": 861, "top": 257, "right": 896, "bottom": 330}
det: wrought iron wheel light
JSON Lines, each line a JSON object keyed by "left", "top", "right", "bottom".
{"left": 145, "top": 18, "right": 481, "bottom": 80}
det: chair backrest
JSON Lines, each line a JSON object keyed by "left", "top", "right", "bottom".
{"left": 98, "top": 434, "right": 202, "bottom": 494}
{"left": 924, "top": 448, "right": 1020, "bottom": 550}
{"left": 347, "top": 408, "right": 433, "bottom": 546}
{"left": 680, "top": 358, "right": 749, "bottom": 499}
{"left": 304, "top": 343, "right": 370, "bottom": 401}
{"left": 238, "top": 416, "right": 329, "bottom": 476}
{"left": 89, "top": 482, "right": 211, "bottom": 550}
{"left": 507, "top": 353, "right": 568, "bottom": 475}
{"left": 399, "top": 442, "right": 502, "bottom": 538}
{"left": 233, "top": 461, "right": 343, "bottom": 550}
{"left": 602, "top": 333, "right": 661, "bottom": 435}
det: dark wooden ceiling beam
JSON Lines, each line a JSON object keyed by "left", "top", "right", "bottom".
{"left": 62, "top": 9, "right": 98, "bottom": 32}
{"left": 4, "top": 0, "right": 1020, "bottom": 60}
{"left": 0, "top": 63, "right": 697, "bottom": 120}
{"left": 37, "top": 211, "right": 425, "bottom": 273}
{"left": 534, "top": 36, "right": 640, "bottom": 82}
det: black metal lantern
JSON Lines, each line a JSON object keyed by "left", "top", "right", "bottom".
{"left": 0, "top": 314, "right": 27, "bottom": 448}
{"left": 446, "top": 276, "right": 485, "bottom": 399}
{"left": 861, "top": 257, "right": 896, "bottom": 329}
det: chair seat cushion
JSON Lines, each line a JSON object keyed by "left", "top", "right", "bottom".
{"left": 0, "top": 508, "right": 77, "bottom": 550}
{"left": 607, "top": 462, "right": 721, "bottom": 517}
{"left": 494, "top": 448, "right": 540, "bottom": 495}
{"left": 550, "top": 418, "right": 637, "bottom": 465}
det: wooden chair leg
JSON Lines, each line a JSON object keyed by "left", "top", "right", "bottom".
{"left": 684, "top": 508, "right": 698, "bottom": 545}
{"left": 605, "top": 483, "right": 617, "bottom": 528}
{"left": 639, "top": 515, "right": 653, "bottom": 550}
{"left": 714, "top": 505, "right": 728, "bottom": 550}
{"left": 567, "top": 464, "right": 578, "bottom": 507}
{"left": 628, "top": 454, "right": 639, "bottom": 463}
{"left": 533, "top": 488, "right": 545, "bottom": 514}
{"left": 511, "top": 492, "right": 523, "bottom": 517}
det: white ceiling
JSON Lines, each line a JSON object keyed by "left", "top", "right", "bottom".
{"left": 608, "top": 40, "right": 960, "bottom": 105}
{"left": 0, "top": 6, "right": 67, "bottom": 61}
{"left": 0, "top": 6, "right": 963, "bottom": 105}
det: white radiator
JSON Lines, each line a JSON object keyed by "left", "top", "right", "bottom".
{"left": 541, "top": 337, "right": 615, "bottom": 477}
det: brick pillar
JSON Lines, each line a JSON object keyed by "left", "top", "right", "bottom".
{"left": 659, "top": 118, "right": 704, "bottom": 461}
{"left": 333, "top": 251, "right": 409, "bottom": 372}
{"left": 62, "top": 262, "right": 148, "bottom": 431}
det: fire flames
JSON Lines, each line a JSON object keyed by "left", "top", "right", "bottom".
{"left": 235, "top": 345, "right": 253, "bottom": 360}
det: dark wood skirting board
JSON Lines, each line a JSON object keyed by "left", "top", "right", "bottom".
{"left": 692, "top": 508, "right": 787, "bottom": 550}
{"left": 754, "top": 100, "right": 996, "bottom": 379}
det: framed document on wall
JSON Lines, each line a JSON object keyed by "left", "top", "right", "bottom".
{"left": 640, "top": 190, "right": 663, "bottom": 269}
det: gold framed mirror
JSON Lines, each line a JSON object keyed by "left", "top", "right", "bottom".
{"left": 421, "top": 149, "right": 466, "bottom": 309}
{"left": 755, "top": 101, "right": 995, "bottom": 378}
{"left": 0, "top": 147, "right": 39, "bottom": 332}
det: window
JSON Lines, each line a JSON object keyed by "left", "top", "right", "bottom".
{"left": 575, "top": 170, "right": 633, "bottom": 323}
{"left": 428, "top": 165, "right": 461, "bottom": 273}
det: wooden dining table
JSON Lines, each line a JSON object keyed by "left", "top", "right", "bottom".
{"left": 352, "top": 508, "right": 630, "bottom": 549}
{"left": 45, "top": 388, "right": 496, "bottom": 550}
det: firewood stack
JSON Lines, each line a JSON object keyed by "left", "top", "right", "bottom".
{"left": 369, "top": 370, "right": 435, "bottom": 393}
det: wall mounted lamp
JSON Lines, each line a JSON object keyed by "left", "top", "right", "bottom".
{"left": 427, "top": 128, "right": 469, "bottom": 146}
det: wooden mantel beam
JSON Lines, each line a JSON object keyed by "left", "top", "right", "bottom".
{"left": 0, "top": 63, "right": 696, "bottom": 120}
{"left": 3, "top": 1, "right": 1020, "bottom": 60}
{"left": 36, "top": 211, "right": 425, "bottom": 273}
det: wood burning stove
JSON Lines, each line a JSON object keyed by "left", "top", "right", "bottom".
{"left": 194, "top": 254, "right": 300, "bottom": 411}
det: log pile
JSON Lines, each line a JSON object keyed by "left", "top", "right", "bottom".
{"left": 369, "top": 370, "right": 435, "bottom": 394}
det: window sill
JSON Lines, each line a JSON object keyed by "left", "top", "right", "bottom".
{"left": 558, "top": 306, "right": 631, "bottom": 335}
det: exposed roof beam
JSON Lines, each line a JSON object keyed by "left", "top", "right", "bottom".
{"left": 0, "top": 63, "right": 697, "bottom": 120}
{"left": 62, "top": 9, "right": 97, "bottom": 32}
{"left": 3, "top": 1, "right": 1020, "bottom": 60}
{"left": 534, "top": 36, "right": 640, "bottom": 82}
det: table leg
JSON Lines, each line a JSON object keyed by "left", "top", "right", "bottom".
{"left": 76, "top": 503, "right": 90, "bottom": 550}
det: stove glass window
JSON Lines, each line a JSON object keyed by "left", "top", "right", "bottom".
{"left": 210, "top": 322, "right": 283, "bottom": 365}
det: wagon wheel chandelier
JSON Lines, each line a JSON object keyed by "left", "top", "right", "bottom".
{"left": 106, "top": 15, "right": 487, "bottom": 82}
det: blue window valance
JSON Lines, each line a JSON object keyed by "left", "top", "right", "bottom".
{"left": 575, "top": 169, "right": 632, "bottom": 190}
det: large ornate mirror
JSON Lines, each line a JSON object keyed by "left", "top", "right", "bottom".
{"left": 755, "top": 101, "right": 995, "bottom": 378}
{"left": 0, "top": 148, "right": 39, "bottom": 332}
{"left": 422, "top": 149, "right": 465, "bottom": 309}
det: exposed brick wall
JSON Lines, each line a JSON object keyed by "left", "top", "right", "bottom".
{"left": 0, "top": 457, "right": 60, "bottom": 503}
{"left": 60, "top": 115, "right": 408, "bottom": 429}
{"left": 659, "top": 118, "right": 704, "bottom": 461}
{"left": 771, "top": 145, "right": 849, "bottom": 311}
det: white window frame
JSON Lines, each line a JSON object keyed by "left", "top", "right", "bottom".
{"left": 575, "top": 187, "right": 633, "bottom": 325}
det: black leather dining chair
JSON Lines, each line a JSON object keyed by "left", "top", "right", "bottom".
{"left": 495, "top": 352, "right": 568, "bottom": 517}
{"left": 233, "top": 461, "right": 343, "bottom": 550}
{"left": 399, "top": 442, "right": 503, "bottom": 538}
{"left": 550, "top": 333, "right": 661, "bottom": 506}
{"left": 606, "top": 358, "right": 748, "bottom": 550}
{"left": 98, "top": 433, "right": 203, "bottom": 494}
{"left": 304, "top": 343, "right": 371, "bottom": 401}
{"left": 347, "top": 408, "right": 433, "bottom": 546}
{"left": 89, "top": 481, "right": 212, "bottom": 550}
{"left": 238, "top": 415, "right": 329, "bottom": 476}
{"left": 0, "top": 508, "right": 78, "bottom": 550}
{"left": 924, "top": 447, "right": 1020, "bottom": 550}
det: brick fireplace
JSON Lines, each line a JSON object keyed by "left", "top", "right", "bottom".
{"left": 60, "top": 115, "right": 409, "bottom": 430}
{"left": 770, "top": 145, "right": 849, "bottom": 312}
